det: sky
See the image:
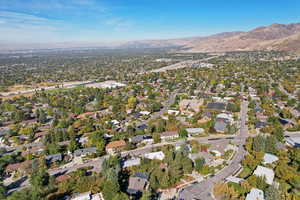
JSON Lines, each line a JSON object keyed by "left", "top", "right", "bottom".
{"left": 0, "top": 0, "right": 300, "bottom": 44}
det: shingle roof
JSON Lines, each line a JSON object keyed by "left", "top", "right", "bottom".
{"left": 160, "top": 131, "right": 178, "bottom": 137}
{"left": 214, "top": 120, "right": 228, "bottom": 132}
{"left": 74, "top": 147, "right": 97, "bottom": 157}
{"left": 246, "top": 188, "right": 264, "bottom": 200}
{"left": 263, "top": 153, "right": 278, "bottom": 164}
{"left": 253, "top": 166, "right": 274, "bottom": 185}
{"left": 127, "top": 176, "right": 148, "bottom": 195}
{"left": 206, "top": 102, "right": 226, "bottom": 110}
{"left": 106, "top": 140, "right": 126, "bottom": 149}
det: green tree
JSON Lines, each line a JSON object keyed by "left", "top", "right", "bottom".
{"left": 153, "top": 133, "right": 161, "bottom": 144}
{"left": 179, "top": 128, "right": 188, "bottom": 138}
{"left": 265, "top": 185, "right": 281, "bottom": 200}
{"left": 253, "top": 135, "right": 266, "bottom": 152}
{"left": 102, "top": 180, "right": 120, "bottom": 200}
{"left": 68, "top": 138, "right": 80, "bottom": 153}
{"left": 195, "top": 157, "right": 206, "bottom": 172}
{"left": 141, "top": 191, "right": 152, "bottom": 200}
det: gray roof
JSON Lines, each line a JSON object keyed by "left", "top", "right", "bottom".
{"left": 0, "top": 128, "right": 10, "bottom": 136}
{"left": 130, "top": 135, "right": 146, "bottom": 143}
{"left": 186, "top": 128, "right": 204, "bottom": 135}
{"left": 74, "top": 147, "right": 97, "bottom": 157}
{"left": 127, "top": 173, "right": 149, "bottom": 195}
{"left": 286, "top": 136, "right": 300, "bottom": 147}
{"left": 206, "top": 102, "right": 226, "bottom": 110}
{"left": 45, "top": 153, "right": 62, "bottom": 163}
{"left": 246, "top": 188, "right": 264, "bottom": 200}
{"left": 122, "top": 157, "right": 141, "bottom": 168}
{"left": 214, "top": 120, "right": 228, "bottom": 132}
{"left": 255, "top": 121, "right": 267, "bottom": 129}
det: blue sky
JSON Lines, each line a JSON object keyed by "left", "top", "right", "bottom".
{"left": 0, "top": 0, "right": 299, "bottom": 43}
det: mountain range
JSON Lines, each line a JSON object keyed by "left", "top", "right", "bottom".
{"left": 1, "top": 22, "right": 300, "bottom": 55}
{"left": 120, "top": 22, "right": 300, "bottom": 55}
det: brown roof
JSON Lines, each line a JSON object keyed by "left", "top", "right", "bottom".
{"left": 128, "top": 177, "right": 147, "bottom": 192}
{"left": 106, "top": 140, "right": 126, "bottom": 149}
{"left": 160, "top": 131, "right": 178, "bottom": 137}
{"left": 55, "top": 174, "right": 71, "bottom": 183}
{"left": 21, "top": 147, "right": 44, "bottom": 156}
{"left": 5, "top": 160, "right": 33, "bottom": 173}
{"left": 34, "top": 131, "right": 48, "bottom": 139}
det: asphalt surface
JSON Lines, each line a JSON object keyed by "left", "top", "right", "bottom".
{"left": 178, "top": 100, "right": 248, "bottom": 200}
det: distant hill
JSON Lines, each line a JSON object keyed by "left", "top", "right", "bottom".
{"left": 1, "top": 22, "right": 300, "bottom": 55}
{"left": 120, "top": 22, "right": 300, "bottom": 55}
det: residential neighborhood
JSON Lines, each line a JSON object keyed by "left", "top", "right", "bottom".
{"left": 0, "top": 50, "right": 299, "bottom": 200}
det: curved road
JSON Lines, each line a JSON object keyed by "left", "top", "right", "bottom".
{"left": 178, "top": 100, "right": 248, "bottom": 200}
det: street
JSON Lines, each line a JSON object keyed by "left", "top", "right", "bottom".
{"left": 178, "top": 100, "right": 248, "bottom": 200}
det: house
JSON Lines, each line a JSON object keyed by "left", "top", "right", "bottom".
{"left": 214, "top": 120, "right": 228, "bottom": 133}
{"left": 197, "top": 112, "right": 212, "bottom": 124}
{"left": 255, "top": 121, "right": 267, "bottom": 129}
{"left": 106, "top": 140, "right": 126, "bottom": 155}
{"left": 71, "top": 191, "right": 104, "bottom": 200}
{"left": 140, "top": 111, "right": 151, "bottom": 116}
{"left": 34, "top": 131, "right": 48, "bottom": 139}
{"left": 216, "top": 113, "right": 233, "bottom": 123}
{"left": 256, "top": 113, "right": 268, "bottom": 122}
{"left": 127, "top": 172, "right": 149, "bottom": 195}
{"left": 122, "top": 157, "right": 141, "bottom": 168}
{"left": 130, "top": 135, "right": 152, "bottom": 144}
{"left": 286, "top": 136, "right": 300, "bottom": 147}
{"left": 45, "top": 153, "right": 63, "bottom": 164}
{"left": 144, "top": 151, "right": 165, "bottom": 160}
{"left": 160, "top": 131, "right": 179, "bottom": 140}
{"left": 21, "top": 147, "right": 44, "bottom": 156}
{"left": 167, "top": 110, "right": 180, "bottom": 116}
{"left": 254, "top": 104, "right": 263, "bottom": 113}
{"left": 225, "top": 176, "right": 244, "bottom": 184}
{"left": 55, "top": 174, "right": 71, "bottom": 183}
{"left": 179, "top": 99, "right": 204, "bottom": 114}
{"left": 206, "top": 102, "right": 226, "bottom": 111}
{"left": 74, "top": 147, "right": 97, "bottom": 157}
{"left": 245, "top": 188, "right": 264, "bottom": 200}
{"left": 136, "top": 124, "right": 148, "bottom": 131}
{"left": 263, "top": 153, "right": 278, "bottom": 165}
{"left": 0, "top": 128, "right": 10, "bottom": 136}
{"left": 253, "top": 166, "right": 274, "bottom": 185}
{"left": 210, "top": 150, "right": 222, "bottom": 157}
{"left": 5, "top": 160, "right": 33, "bottom": 175}
{"left": 278, "top": 118, "right": 295, "bottom": 129}
{"left": 130, "top": 135, "right": 146, "bottom": 143}
{"left": 186, "top": 128, "right": 204, "bottom": 137}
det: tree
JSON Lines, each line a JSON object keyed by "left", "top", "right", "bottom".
{"left": 265, "top": 136, "right": 278, "bottom": 154}
{"left": 30, "top": 168, "right": 50, "bottom": 190}
{"left": 179, "top": 128, "right": 188, "bottom": 138}
{"left": 273, "top": 127, "right": 284, "bottom": 142}
{"left": 102, "top": 180, "right": 120, "bottom": 200}
{"left": 88, "top": 131, "right": 106, "bottom": 154}
{"left": 253, "top": 135, "right": 266, "bottom": 152}
{"left": 265, "top": 185, "right": 281, "bottom": 200}
{"left": 37, "top": 109, "right": 47, "bottom": 124}
{"left": 0, "top": 184, "right": 6, "bottom": 199}
{"left": 68, "top": 138, "right": 80, "bottom": 153}
{"left": 141, "top": 191, "right": 152, "bottom": 200}
{"left": 153, "top": 133, "right": 161, "bottom": 144}
{"left": 195, "top": 157, "right": 205, "bottom": 172}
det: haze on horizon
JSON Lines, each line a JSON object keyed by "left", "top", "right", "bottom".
{"left": 0, "top": 0, "right": 300, "bottom": 46}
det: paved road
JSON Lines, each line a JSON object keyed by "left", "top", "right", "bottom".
{"left": 178, "top": 100, "right": 248, "bottom": 200}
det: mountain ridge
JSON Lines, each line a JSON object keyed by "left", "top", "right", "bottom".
{"left": 1, "top": 22, "right": 300, "bottom": 55}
